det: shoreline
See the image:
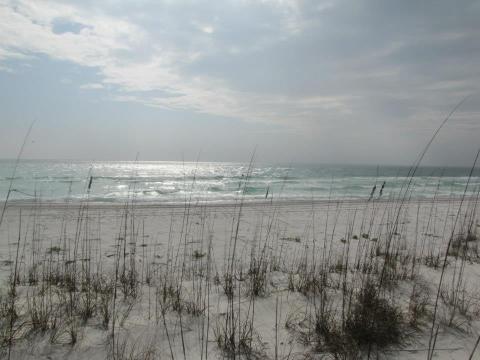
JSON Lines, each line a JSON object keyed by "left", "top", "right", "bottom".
{"left": 1, "top": 194, "right": 476, "bottom": 211}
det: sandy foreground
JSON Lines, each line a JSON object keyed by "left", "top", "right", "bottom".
{"left": 0, "top": 198, "right": 479, "bottom": 359}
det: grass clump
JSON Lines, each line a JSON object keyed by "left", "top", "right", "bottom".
{"left": 47, "top": 246, "right": 62, "bottom": 254}
{"left": 306, "top": 280, "right": 406, "bottom": 359}
{"left": 408, "top": 280, "right": 431, "bottom": 328}
{"left": 214, "top": 318, "right": 265, "bottom": 359}
{"left": 192, "top": 250, "right": 206, "bottom": 259}
{"left": 345, "top": 281, "right": 404, "bottom": 351}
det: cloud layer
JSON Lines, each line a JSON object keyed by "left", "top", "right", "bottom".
{"left": 0, "top": 0, "right": 479, "bottom": 163}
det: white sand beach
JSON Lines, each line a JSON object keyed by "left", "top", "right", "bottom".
{"left": 0, "top": 197, "right": 479, "bottom": 359}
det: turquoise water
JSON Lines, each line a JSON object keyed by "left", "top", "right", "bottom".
{"left": 0, "top": 160, "right": 479, "bottom": 203}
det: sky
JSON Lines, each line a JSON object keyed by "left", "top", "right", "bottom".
{"left": 0, "top": 0, "right": 479, "bottom": 165}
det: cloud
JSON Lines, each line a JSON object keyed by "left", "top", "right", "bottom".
{"left": 192, "top": 20, "right": 215, "bottom": 34}
{"left": 0, "top": 64, "right": 13, "bottom": 73}
{"left": 0, "top": 0, "right": 349, "bottom": 125}
{"left": 0, "top": 46, "right": 29, "bottom": 61}
{"left": 0, "top": 0, "right": 479, "bottom": 143}
{"left": 0, "top": 1, "right": 145, "bottom": 66}
{"left": 80, "top": 82, "right": 104, "bottom": 90}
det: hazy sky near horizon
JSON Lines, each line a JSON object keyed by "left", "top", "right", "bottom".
{"left": 0, "top": 0, "right": 479, "bottom": 165}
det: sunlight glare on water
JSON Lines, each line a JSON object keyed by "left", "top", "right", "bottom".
{"left": 0, "top": 160, "right": 478, "bottom": 203}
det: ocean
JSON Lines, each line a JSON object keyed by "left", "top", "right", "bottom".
{"left": 0, "top": 160, "right": 479, "bottom": 204}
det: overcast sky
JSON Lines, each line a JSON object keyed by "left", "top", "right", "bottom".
{"left": 0, "top": 0, "right": 479, "bottom": 165}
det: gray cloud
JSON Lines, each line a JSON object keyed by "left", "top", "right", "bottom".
{"left": 0, "top": 0, "right": 479, "bottom": 164}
